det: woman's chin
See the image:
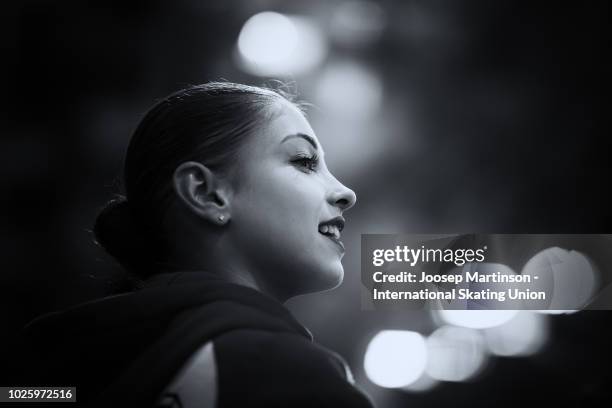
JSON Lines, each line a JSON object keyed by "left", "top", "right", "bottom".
{"left": 330, "top": 265, "right": 345, "bottom": 288}
{"left": 314, "top": 261, "right": 345, "bottom": 292}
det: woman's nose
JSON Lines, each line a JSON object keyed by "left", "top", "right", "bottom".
{"left": 328, "top": 179, "right": 357, "bottom": 211}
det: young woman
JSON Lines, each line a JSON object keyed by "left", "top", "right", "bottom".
{"left": 20, "top": 82, "right": 374, "bottom": 407}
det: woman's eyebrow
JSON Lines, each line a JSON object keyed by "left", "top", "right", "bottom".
{"left": 281, "top": 133, "right": 318, "bottom": 150}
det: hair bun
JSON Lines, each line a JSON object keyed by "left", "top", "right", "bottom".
{"left": 93, "top": 196, "right": 150, "bottom": 273}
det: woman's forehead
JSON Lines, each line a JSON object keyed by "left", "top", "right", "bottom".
{"left": 261, "top": 102, "right": 319, "bottom": 147}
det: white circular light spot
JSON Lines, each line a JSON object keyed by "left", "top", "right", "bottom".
{"left": 438, "top": 309, "right": 518, "bottom": 329}
{"left": 483, "top": 311, "right": 548, "bottom": 357}
{"left": 236, "top": 12, "right": 326, "bottom": 76}
{"left": 522, "top": 247, "right": 598, "bottom": 314}
{"left": 364, "top": 330, "right": 427, "bottom": 388}
{"left": 426, "top": 326, "right": 487, "bottom": 382}
{"left": 401, "top": 373, "right": 439, "bottom": 393}
{"left": 314, "top": 61, "right": 383, "bottom": 118}
{"left": 434, "top": 263, "right": 520, "bottom": 329}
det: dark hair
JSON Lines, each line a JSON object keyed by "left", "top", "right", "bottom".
{"left": 94, "top": 82, "right": 298, "bottom": 280}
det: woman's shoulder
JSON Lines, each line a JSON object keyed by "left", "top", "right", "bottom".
{"left": 217, "top": 329, "right": 352, "bottom": 380}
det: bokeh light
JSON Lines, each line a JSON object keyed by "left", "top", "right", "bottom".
{"left": 432, "top": 263, "right": 520, "bottom": 329}
{"left": 236, "top": 12, "right": 327, "bottom": 76}
{"left": 364, "top": 330, "right": 427, "bottom": 388}
{"left": 483, "top": 311, "right": 548, "bottom": 357}
{"left": 400, "top": 372, "right": 439, "bottom": 393}
{"left": 437, "top": 309, "right": 518, "bottom": 330}
{"left": 426, "top": 326, "right": 488, "bottom": 382}
{"left": 314, "top": 60, "right": 383, "bottom": 118}
{"left": 522, "top": 247, "right": 598, "bottom": 314}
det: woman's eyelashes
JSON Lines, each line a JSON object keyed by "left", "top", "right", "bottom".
{"left": 291, "top": 152, "right": 320, "bottom": 173}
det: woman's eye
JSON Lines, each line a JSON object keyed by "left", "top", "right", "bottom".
{"left": 292, "top": 154, "right": 319, "bottom": 172}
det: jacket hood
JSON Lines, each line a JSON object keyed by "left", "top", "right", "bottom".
{"left": 19, "top": 271, "right": 311, "bottom": 406}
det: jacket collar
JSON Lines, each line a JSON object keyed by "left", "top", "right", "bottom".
{"left": 141, "top": 270, "right": 313, "bottom": 340}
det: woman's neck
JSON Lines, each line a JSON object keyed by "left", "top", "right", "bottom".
{"left": 154, "top": 257, "right": 289, "bottom": 303}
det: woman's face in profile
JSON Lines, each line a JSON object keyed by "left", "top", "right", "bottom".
{"left": 226, "top": 100, "right": 357, "bottom": 298}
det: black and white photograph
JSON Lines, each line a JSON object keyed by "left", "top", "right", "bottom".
{"left": 1, "top": 1, "right": 610, "bottom": 407}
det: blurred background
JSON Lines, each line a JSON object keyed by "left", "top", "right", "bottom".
{"left": 1, "top": 0, "right": 610, "bottom": 406}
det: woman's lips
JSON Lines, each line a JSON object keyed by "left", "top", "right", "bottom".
{"left": 319, "top": 231, "right": 345, "bottom": 251}
{"left": 318, "top": 216, "right": 346, "bottom": 252}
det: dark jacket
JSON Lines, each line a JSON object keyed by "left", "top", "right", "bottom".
{"left": 17, "top": 271, "right": 374, "bottom": 407}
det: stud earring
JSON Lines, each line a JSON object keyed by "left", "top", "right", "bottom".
{"left": 218, "top": 215, "right": 225, "bottom": 222}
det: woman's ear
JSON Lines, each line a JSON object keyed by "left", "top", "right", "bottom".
{"left": 173, "top": 161, "right": 231, "bottom": 225}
